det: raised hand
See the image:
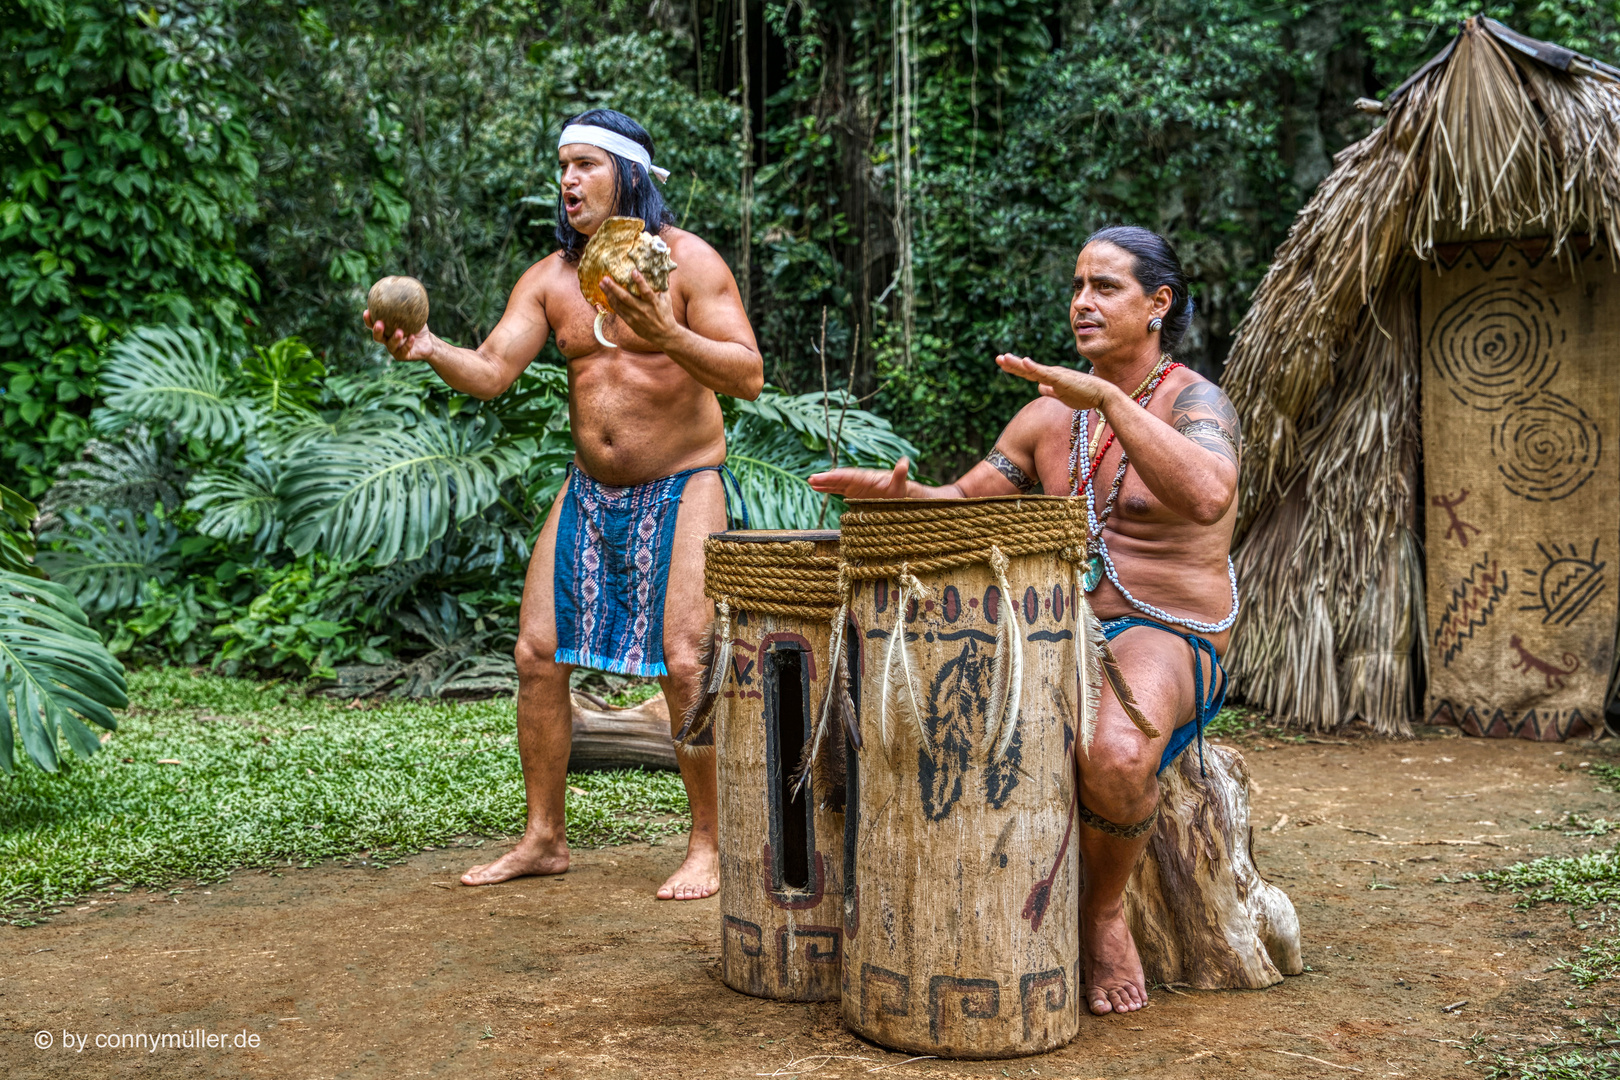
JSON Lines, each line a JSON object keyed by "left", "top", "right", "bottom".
{"left": 996, "top": 353, "right": 1112, "bottom": 411}
{"left": 808, "top": 458, "right": 914, "bottom": 500}
{"left": 364, "top": 309, "right": 437, "bottom": 362}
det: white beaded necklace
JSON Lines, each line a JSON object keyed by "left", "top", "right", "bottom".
{"left": 1076, "top": 406, "right": 1240, "bottom": 635}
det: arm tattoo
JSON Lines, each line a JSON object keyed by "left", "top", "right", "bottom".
{"left": 1170, "top": 382, "right": 1241, "bottom": 467}
{"left": 985, "top": 447, "right": 1039, "bottom": 494}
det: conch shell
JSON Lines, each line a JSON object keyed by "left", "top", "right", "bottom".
{"left": 576, "top": 216, "right": 677, "bottom": 347}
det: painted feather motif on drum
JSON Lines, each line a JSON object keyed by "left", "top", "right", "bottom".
{"left": 914, "top": 634, "right": 1027, "bottom": 819}
{"left": 919, "top": 640, "right": 979, "bottom": 821}
{"left": 982, "top": 719, "right": 1023, "bottom": 809}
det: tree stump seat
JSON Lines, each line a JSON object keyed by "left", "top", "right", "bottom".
{"left": 1123, "top": 742, "right": 1303, "bottom": 990}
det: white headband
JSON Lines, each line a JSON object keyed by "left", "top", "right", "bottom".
{"left": 558, "top": 124, "right": 670, "bottom": 182}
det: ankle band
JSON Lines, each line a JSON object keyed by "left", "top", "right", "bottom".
{"left": 1076, "top": 798, "right": 1159, "bottom": 839}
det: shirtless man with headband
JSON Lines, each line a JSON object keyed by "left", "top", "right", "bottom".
{"left": 367, "top": 107, "right": 763, "bottom": 900}
{"left": 810, "top": 226, "right": 1240, "bottom": 1015}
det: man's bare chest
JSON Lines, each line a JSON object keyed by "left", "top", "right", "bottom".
{"left": 1032, "top": 407, "right": 1175, "bottom": 524}
{"left": 546, "top": 272, "right": 686, "bottom": 358}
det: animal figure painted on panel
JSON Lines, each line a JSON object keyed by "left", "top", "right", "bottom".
{"left": 576, "top": 216, "right": 677, "bottom": 348}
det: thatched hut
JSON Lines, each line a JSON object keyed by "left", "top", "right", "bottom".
{"left": 1224, "top": 17, "right": 1620, "bottom": 739}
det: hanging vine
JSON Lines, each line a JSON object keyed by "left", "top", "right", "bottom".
{"left": 890, "top": 0, "right": 917, "bottom": 366}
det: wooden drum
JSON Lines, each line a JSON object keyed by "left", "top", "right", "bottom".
{"left": 838, "top": 497, "right": 1087, "bottom": 1058}
{"left": 696, "top": 530, "right": 852, "bottom": 1002}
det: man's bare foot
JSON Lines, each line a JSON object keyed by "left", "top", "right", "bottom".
{"left": 1082, "top": 900, "right": 1148, "bottom": 1015}
{"left": 460, "top": 837, "right": 569, "bottom": 886}
{"left": 656, "top": 838, "right": 719, "bottom": 900}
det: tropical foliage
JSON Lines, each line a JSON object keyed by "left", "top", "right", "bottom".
{"left": 28, "top": 325, "right": 913, "bottom": 698}
{"left": 1, "top": 0, "right": 259, "bottom": 491}
{"left": 0, "top": 485, "right": 128, "bottom": 774}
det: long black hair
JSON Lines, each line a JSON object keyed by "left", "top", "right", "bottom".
{"left": 1083, "top": 226, "right": 1196, "bottom": 353}
{"left": 555, "top": 108, "right": 675, "bottom": 264}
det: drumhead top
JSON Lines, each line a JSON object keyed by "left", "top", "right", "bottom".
{"left": 707, "top": 529, "right": 841, "bottom": 543}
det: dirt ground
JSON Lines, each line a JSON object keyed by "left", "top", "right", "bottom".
{"left": 3, "top": 727, "right": 1617, "bottom": 1079}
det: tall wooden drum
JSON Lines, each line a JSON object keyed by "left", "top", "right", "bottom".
{"left": 693, "top": 530, "right": 853, "bottom": 1002}
{"left": 838, "top": 497, "right": 1087, "bottom": 1059}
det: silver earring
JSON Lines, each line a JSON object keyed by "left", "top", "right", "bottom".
{"left": 1148, "top": 316, "right": 1163, "bottom": 333}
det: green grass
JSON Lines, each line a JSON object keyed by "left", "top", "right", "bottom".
{"left": 1557, "top": 934, "right": 1620, "bottom": 988}
{"left": 0, "top": 668, "right": 690, "bottom": 923}
{"left": 1470, "top": 1019, "right": 1620, "bottom": 1079}
{"left": 1203, "top": 706, "right": 1271, "bottom": 738}
{"left": 1534, "top": 813, "right": 1620, "bottom": 838}
{"left": 1469, "top": 845, "right": 1620, "bottom": 908}
{"left": 1591, "top": 763, "right": 1620, "bottom": 793}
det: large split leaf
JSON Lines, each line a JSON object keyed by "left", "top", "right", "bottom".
{"left": 186, "top": 447, "right": 285, "bottom": 549}
{"left": 34, "top": 508, "right": 181, "bottom": 614}
{"left": 724, "top": 391, "right": 919, "bottom": 530}
{"left": 0, "top": 571, "right": 127, "bottom": 774}
{"left": 279, "top": 411, "right": 525, "bottom": 566}
{"left": 98, "top": 325, "right": 257, "bottom": 445}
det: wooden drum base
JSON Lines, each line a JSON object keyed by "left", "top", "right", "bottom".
{"left": 1123, "top": 743, "right": 1304, "bottom": 990}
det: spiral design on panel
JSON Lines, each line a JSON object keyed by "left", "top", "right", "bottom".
{"left": 1427, "top": 280, "right": 1562, "bottom": 411}
{"left": 1490, "top": 390, "right": 1603, "bottom": 502}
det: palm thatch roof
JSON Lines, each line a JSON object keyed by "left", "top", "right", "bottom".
{"left": 1223, "top": 17, "right": 1620, "bottom": 734}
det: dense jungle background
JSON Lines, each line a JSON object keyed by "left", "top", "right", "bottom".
{"left": 3, "top": 0, "right": 1620, "bottom": 719}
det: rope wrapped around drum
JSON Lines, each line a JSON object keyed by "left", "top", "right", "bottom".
{"left": 836, "top": 496, "right": 1153, "bottom": 758}
{"left": 702, "top": 539, "right": 844, "bottom": 619}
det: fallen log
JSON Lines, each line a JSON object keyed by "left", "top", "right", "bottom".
{"left": 1122, "top": 742, "right": 1304, "bottom": 989}
{"left": 566, "top": 691, "right": 679, "bottom": 772}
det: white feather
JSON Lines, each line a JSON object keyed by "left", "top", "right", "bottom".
{"left": 984, "top": 548, "right": 1025, "bottom": 763}
{"left": 993, "top": 592, "right": 1024, "bottom": 762}
{"left": 879, "top": 593, "right": 901, "bottom": 748}
{"left": 880, "top": 575, "right": 927, "bottom": 748}
{"left": 707, "top": 604, "right": 732, "bottom": 697}
{"left": 806, "top": 604, "right": 847, "bottom": 773}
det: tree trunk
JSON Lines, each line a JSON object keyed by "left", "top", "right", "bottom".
{"left": 566, "top": 692, "right": 679, "bottom": 772}
{"left": 1123, "top": 743, "right": 1304, "bottom": 990}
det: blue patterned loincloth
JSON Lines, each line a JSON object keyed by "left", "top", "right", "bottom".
{"left": 553, "top": 464, "right": 742, "bottom": 677}
{"left": 1101, "top": 616, "right": 1228, "bottom": 775}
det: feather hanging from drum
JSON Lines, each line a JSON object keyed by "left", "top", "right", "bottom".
{"left": 1101, "top": 639, "right": 1158, "bottom": 739}
{"left": 833, "top": 639, "right": 860, "bottom": 751}
{"left": 1077, "top": 574, "right": 1107, "bottom": 754}
{"left": 676, "top": 610, "right": 729, "bottom": 748}
{"left": 984, "top": 547, "right": 1025, "bottom": 763}
{"left": 880, "top": 575, "right": 927, "bottom": 748}
{"left": 790, "top": 645, "right": 855, "bottom": 811}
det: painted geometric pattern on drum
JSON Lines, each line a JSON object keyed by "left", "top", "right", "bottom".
{"left": 722, "top": 917, "right": 841, "bottom": 996}
{"left": 867, "top": 579, "right": 1077, "bottom": 823}
{"left": 856, "top": 963, "right": 1072, "bottom": 1049}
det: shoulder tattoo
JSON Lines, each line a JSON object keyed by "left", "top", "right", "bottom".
{"left": 1170, "top": 381, "right": 1241, "bottom": 467}
{"left": 985, "top": 447, "right": 1039, "bottom": 494}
